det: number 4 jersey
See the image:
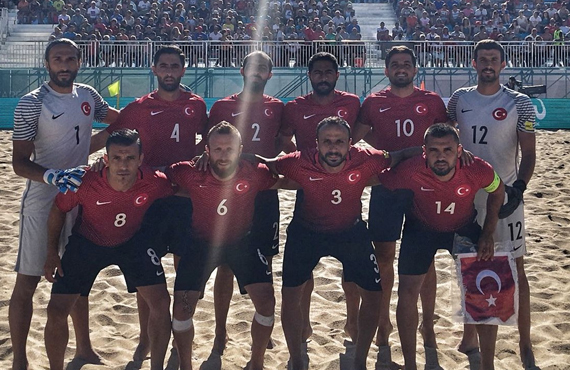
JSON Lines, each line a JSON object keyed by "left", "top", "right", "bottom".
{"left": 358, "top": 87, "right": 448, "bottom": 151}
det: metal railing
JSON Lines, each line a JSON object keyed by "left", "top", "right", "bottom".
{"left": 2, "top": 40, "right": 570, "bottom": 69}
{"left": 0, "top": 8, "right": 9, "bottom": 42}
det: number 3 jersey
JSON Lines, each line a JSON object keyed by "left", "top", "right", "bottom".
{"left": 358, "top": 87, "right": 447, "bottom": 151}
{"left": 208, "top": 94, "right": 284, "bottom": 157}
{"left": 378, "top": 155, "right": 496, "bottom": 232}
{"left": 54, "top": 167, "right": 175, "bottom": 247}
{"left": 166, "top": 161, "right": 277, "bottom": 247}
{"left": 106, "top": 91, "right": 208, "bottom": 168}
{"left": 275, "top": 147, "right": 391, "bottom": 233}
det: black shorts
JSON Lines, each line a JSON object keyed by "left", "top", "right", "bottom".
{"left": 251, "top": 189, "right": 280, "bottom": 257}
{"left": 282, "top": 220, "right": 381, "bottom": 292}
{"left": 398, "top": 218, "right": 481, "bottom": 276}
{"left": 174, "top": 236, "right": 272, "bottom": 292}
{"left": 52, "top": 233, "right": 166, "bottom": 295}
{"left": 141, "top": 196, "right": 193, "bottom": 257}
{"left": 368, "top": 185, "right": 414, "bottom": 242}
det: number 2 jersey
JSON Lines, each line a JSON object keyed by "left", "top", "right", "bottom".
{"left": 358, "top": 87, "right": 447, "bottom": 151}
{"left": 275, "top": 147, "right": 391, "bottom": 232}
{"left": 166, "top": 161, "right": 277, "bottom": 247}
{"left": 106, "top": 90, "right": 208, "bottom": 168}
{"left": 55, "top": 167, "right": 175, "bottom": 247}
{"left": 378, "top": 155, "right": 497, "bottom": 232}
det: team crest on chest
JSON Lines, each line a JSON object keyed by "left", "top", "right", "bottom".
{"left": 264, "top": 108, "right": 274, "bottom": 118}
{"left": 337, "top": 108, "right": 348, "bottom": 118}
{"left": 347, "top": 170, "right": 362, "bottom": 184}
{"left": 184, "top": 106, "right": 195, "bottom": 116}
{"left": 414, "top": 103, "right": 428, "bottom": 115}
{"left": 134, "top": 193, "right": 149, "bottom": 206}
{"left": 234, "top": 180, "right": 250, "bottom": 194}
{"left": 81, "top": 102, "right": 91, "bottom": 116}
{"left": 455, "top": 185, "right": 472, "bottom": 197}
{"left": 492, "top": 108, "right": 507, "bottom": 121}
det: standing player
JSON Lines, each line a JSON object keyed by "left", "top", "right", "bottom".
{"left": 448, "top": 39, "right": 538, "bottom": 369}
{"left": 352, "top": 45, "right": 449, "bottom": 366}
{"left": 44, "top": 129, "right": 174, "bottom": 370}
{"left": 10, "top": 38, "right": 119, "bottom": 370}
{"left": 89, "top": 45, "right": 208, "bottom": 360}
{"left": 167, "top": 122, "right": 284, "bottom": 370}
{"left": 266, "top": 117, "right": 412, "bottom": 370}
{"left": 378, "top": 123, "right": 505, "bottom": 370}
{"left": 206, "top": 50, "right": 284, "bottom": 353}
{"left": 276, "top": 51, "right": 361, "bottom": 342}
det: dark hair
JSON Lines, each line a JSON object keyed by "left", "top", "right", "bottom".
{"left": 242, "top": 50, "right": 273, "bottom": 72}
{"left": 308, "top": 52, "right": 339, "bottom": 72}
{"left": 424, "top": 123, "right": 460, "bottom": 144}
{"left": 106, "top": 129, "right": 142, "bottom": 153}
{"left": 473, "top": 39, "right": 505, "bottom": 62}
{"left": 44, "top": 38, "right": 81, "bottom": 61}
{"left": 316, "top": 116, "right": 352, "bottom": 138}
{"left": 385, "top": 45, "right": 417, "bottom": 67}
{"left": 153, "top": 45, "right": 185, "bottom": 66}
{"left": 207, "top": 121, "right": 242, "bottom": 145}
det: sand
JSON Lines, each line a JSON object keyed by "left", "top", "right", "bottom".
{"left": 0, "top": 129, "right": 569, "bottom": 370}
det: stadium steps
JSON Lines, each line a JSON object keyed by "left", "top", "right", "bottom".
{"left": 0, "top": 22, "right": 51, "bottom": 68}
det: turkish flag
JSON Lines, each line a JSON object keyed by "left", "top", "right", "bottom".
{"left": 457, "top": 252, "right": 518, "bottom": 325}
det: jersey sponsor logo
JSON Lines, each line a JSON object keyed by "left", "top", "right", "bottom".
{"left": 492, "top": 108, "right": 508, "bottom": 121}
{"left": 264, "top": 108, "right": 274, "bottom": 118}
{"left": 134, "top": 193, "right": 149, "bottom": 206}
{"left": 456, "top": 185, "right": 472, "bottom": 197}
{"left": 309, "top": 177, "right": 323, "bottom": 181}
{"left": 81, "top": 102, "right": 92, "bottom": 116}
{"left": 414, "top": 103, "right": 428, "bottom": 115}
{"left": 303, "top": 114, "right": 316, "bottom": 119}
{"left": 337, "top": 108, "right": 348, "bottom": 118}
{"left": 151, "top": 110, "right": 164, "bottom": 116}
{"left": 52, "top": 112, "right": 64, "bottom": 119}
{"left": 184, "top": 106, "right": 195, "bottom": 116}
{"left": 420, "top": 187, "right": 435, "bottom": 191}
{"left": 461, "top": 108, "right": 473, "bottom": 113}
{"left": 232, "top": 111, "right": 244, "bottom": 117}
{"left": 378, "top": 107, "right": 391, "bottom": 113}
{"left": 347, "top": 170, "right": 362, "bottom": 184}
{"left": 234, "top": 180, "right": 250, "bottom": 193}
{"left": 96, "top": 200, "right": 112, "bottom": 205}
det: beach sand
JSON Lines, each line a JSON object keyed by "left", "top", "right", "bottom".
{"left": 0, "top": 129, "right": 569, "bottom": 370}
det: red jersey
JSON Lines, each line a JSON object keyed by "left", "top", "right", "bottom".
{"left": 379, "top": 156, "right": 495, "bottom": 232}
{"left": 280, "top": 90, "right": 361, "bottom": 151}
{"left": 358, "top": 87, "right": 447, "bottom": 151}
{"left": 167, "top": 161, "right": 277, "bottom": 246}
{"left": 276, "top": 147, "right": 391, "bottom": 232}
{"left": 208, "top": 94, "right": 284, "bottom": 157}
{"left": 55, "top": 167, "right": 175, "bottom": 247}
{"left": 106, "top": 91, "right": 208, "bottom": 167}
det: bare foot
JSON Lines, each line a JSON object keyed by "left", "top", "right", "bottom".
{"left": 520, "top": 345, "right": 540, "bottom": 369}
{"left": 74, "top": 348, "right": 103, "bottom": 364}
{"left": 212, "top": 332, "right": 229, "bottom": 354}
{"left": 132, "top": 341, "right": 150, "bottom": 362}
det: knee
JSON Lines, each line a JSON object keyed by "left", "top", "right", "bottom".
{"left": 47, "top": 299, "right": 73, "bottom": 322}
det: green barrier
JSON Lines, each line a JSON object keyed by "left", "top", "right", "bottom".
{"left": 1, "top": 97, "right": 567, "bottom": 130}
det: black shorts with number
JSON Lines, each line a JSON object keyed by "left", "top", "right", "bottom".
{"left": 282, "top": 219, "right": 381, "bottom": 292}
{"left": 398, "top": 217, "right": 481, "bottom": 276}
{"left": 51, "top": 232, "right": 166, "bottom": 295}
{"left": 141, "top": 195, "right": 193, "bottom": 257}
{"left": 174, "top": 235, "right": 272, "bottom": 292}
{"left": 251, "top": 189, "right": 280, "bottom": 257}
{"left": 368, "top": 185, "right": 414, "bottom": 242}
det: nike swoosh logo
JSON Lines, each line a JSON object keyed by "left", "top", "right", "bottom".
{"left": 513, "top": 244, "right": 523, "bottom": 251}
{"left": 156, "top": 270, "right": 164, "bottom": 276}
{"left": 309, "top": 177, "right": 323, "bottom": 181}
{"left": 375, "top": 278, "right": 381, "bottom": 284}
{"left": 199, "top": 185, "right": 207, "bottom": 188}
{"left": 420, "top": 187, "right": 434, "bottom": 191}
{"left": 150, "top": 111, "right": 164, "bottom": 116}
{"left": 52, "top": 113, "right": 64, "bottom": 119}
{"left": 461, "top": 109, "right": 473, "bottom": 113}
{"left": 231, "top": 112, "right": 244, "bottom": 117}
{"left": 271, "top": 243, "right": 279, "bottom": 250}
{"left": 96, "top": 201, "right": 112, "bottom": 205}
{"left": 303, "top": 114, "right": 316, "bottom": 119}
{"left": 266, "top": 270, "right": 272, "bottom": 275}
{"left": 379, "top": 107, "right": 391, "bottom": 113}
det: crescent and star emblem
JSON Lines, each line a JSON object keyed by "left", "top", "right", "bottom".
{"left": 347, "top": 171, "right": 361, "bottom": 183}
{"left": 456, "top": 185, "right": 471, "bottom": 197}
{"left": 414, "top": 103, "right": 428, "bottom": 115}
{"left": 492, "top": 108, "right": 508, "bottom": 120}
{"left": 475, "top": 269, "right": 502, "bottom": 307}
{"left": 134, "top": 194, "right": 149, "bottom": 206}
{"left": 264, "top": 108, "right": 273, "bottom": 117}
{"left": 184, "top": 106, "right": 194, "bottom": 116}
{"left": 81, "top": 102, "right": 91, "bottom": 116}
{"left": 235, "top": 181, "right": 250, "bottom": 193}
{"left": 337, "top": 109, "right": 347, "bottom": 118}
